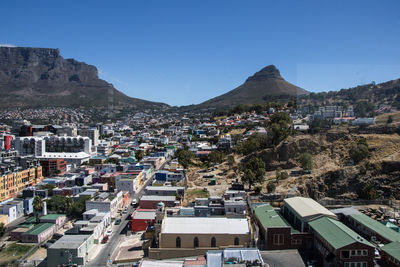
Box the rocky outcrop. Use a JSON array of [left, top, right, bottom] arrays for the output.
[[0, 47, 168, 109]]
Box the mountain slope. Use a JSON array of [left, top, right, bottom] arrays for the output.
[[0, 47, 169, 110], [198, 65, 309, 109]]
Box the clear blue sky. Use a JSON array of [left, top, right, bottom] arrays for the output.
[[1, 0, 400, 106]]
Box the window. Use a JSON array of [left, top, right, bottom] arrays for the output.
[[211, 237, 216, 247], [341, 250, 350, 259], [351, 250, 356, 256], [273, 234, 284, 245], [176, 237, 181, 248], [291, 239, 302, 245], [357, 250, 362, 256], [362, 250, 367, 256], [234, 237, 239, 246], [194, 237, 199, 248]]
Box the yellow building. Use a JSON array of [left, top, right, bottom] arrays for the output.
[[0, 165, 43, 202]]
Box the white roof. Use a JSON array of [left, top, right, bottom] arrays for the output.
[[39, 152, 90, 159], [162, 217, 250, 234], [284, 197, 336, 219]]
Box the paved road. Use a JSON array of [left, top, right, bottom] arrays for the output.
[[87, 159, 169, 266]]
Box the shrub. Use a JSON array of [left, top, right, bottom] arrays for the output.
[[266, 181, 276, 193], [299, 153, 313, 170]]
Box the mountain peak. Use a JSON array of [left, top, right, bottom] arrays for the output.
[[246, 64, 283, 82]]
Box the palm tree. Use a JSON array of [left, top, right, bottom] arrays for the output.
[[33, 196, 43, 214]]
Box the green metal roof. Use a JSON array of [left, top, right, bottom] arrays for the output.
[[18, 223, 35, 228], [349, 213, 400, 243], [253, 204, 298, 233], [22, 223, 54, 236], [40, 214, 65, 220], [309, 216, 374, 250], [381, 241, 400, 261]]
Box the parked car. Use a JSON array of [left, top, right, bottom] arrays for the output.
[[107, 229, 113, 235], [101, 235, 109, 244], [115, 218, 121, 225], [131, 199, 138, 207]]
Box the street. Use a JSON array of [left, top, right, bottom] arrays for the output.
[[86, 160, 168, 266]]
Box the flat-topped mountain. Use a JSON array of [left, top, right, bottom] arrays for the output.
[[0, 47, 168, 110], [198, 65, 309, 109]]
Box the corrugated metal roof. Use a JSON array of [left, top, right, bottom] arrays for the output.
[[284, 197, 336, 220], [381, 241, 400, 261], [22, 223, 54, 236], [309, 216, 374, 250], [349, 213, 400, 243]]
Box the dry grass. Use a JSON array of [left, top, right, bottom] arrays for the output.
[[375, 112, 400, 124]]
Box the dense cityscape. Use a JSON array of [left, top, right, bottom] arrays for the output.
[[1, 1, 400, 267]]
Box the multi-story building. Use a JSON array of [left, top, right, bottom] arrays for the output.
[[0, 155, 43, 202], [15, 136, 92, 164], [39, 159, 67, 177]]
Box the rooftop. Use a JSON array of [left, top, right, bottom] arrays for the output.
[[309, 216, 374, 250], [381, 241, 400, 261], [140, 195, 176, 201], [349, 213, 400, 243], [253, 204, 297, 233], [162, 217, 250, 235], [49, 234, 91, 249], [145, 186, 184, 191], [22, 223, 54, 236], [284, 197, 336, 220], [133, 210, 156, 220], [40, 214, 65, 220]]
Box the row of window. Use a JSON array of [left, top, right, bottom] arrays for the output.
[[344, 262, 367, 267], [341, 249, 368, 259], [176, 236, 240, 248]]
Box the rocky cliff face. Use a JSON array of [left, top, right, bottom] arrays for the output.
[[0, 47, 168, 109]]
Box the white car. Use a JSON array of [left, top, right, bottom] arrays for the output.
[[107, 229, 113, 235]]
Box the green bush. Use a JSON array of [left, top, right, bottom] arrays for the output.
[[266, 181, 276, 193], [349, 143, 369, 163], [299, 153, 313, 170]]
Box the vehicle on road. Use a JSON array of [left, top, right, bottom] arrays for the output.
[[101, 235, 109, 243], [107, 229, 113, 235], [115, 218, 121, 225], [123, 207, 128, 214], [131, 199, 138, 207]]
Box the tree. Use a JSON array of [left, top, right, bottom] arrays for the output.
[[299, 153, 313, 170], [387, 115, 393, 124], [208, 151, 225, 164], [33, 196, 43, 214], [349, 143, 369, 164], [0, 222, 5, 237], [47, 195, 71, 214], [135, 150, 145, 162], [254, 186, 262, 195], [227, 155, 235, 167], [268, 112, 293, 146], [106, 157, 120, 164], [241, 157, 266, 189], [266, 181, 276, 193], [176, 149, 195, 169], [276, 168, 289, 180]]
